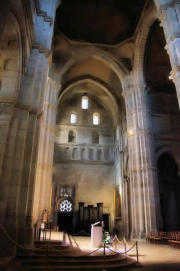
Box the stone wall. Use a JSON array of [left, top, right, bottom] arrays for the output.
[[53, 162, 115, 231]]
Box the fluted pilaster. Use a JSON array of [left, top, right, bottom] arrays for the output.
[[124, 83, 158, 238], [32, 78, 60, 224]]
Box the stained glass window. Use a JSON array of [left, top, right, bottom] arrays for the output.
[[60, 200, 72, 212]]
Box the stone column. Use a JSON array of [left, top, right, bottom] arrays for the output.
[[154, 0, 180, 106], [16, 113, 39, 246], [2, 108, 29, 254], [32, 78, 60, 224], [124, 83, 158, 238], [16, 49, 49, 247], [0, 104, 13, 179]]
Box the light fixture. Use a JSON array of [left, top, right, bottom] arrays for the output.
[[128, 129, 134, 136]]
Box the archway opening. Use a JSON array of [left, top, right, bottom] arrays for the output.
[[53, 76, 128, 234], [157, 153, 180, 231], [144, 20, 180, 232], [144, 20, 176, 94]]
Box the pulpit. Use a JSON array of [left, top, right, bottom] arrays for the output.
[[91, 221, 103, 248]]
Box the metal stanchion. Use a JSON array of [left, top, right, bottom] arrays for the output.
[[102, 242, 106, 271], [136, 241, 139, 263]]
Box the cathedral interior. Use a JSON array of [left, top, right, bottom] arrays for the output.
[[0, 0, 180, 270]]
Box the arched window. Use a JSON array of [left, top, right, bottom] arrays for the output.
[[93, 112, 100, 125], [92, 131, 99, 144], [68, 130, 75, 143], [70, 113, 77, 124], [81, 95, 88, 109]]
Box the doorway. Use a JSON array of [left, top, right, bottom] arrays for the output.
[[57, 212, 73, 232]]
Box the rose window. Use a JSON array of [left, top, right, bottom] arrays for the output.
[[60, 200, 72, 212]]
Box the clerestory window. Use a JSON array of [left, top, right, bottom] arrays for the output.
[[70, 113, 77, 124], [81, 95, 88, 109], [93, 112, 100, 125]]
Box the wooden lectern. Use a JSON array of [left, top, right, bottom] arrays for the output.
[[91, 221, 103, 248]]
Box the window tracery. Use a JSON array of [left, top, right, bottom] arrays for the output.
[[59, 199, 72, 212]]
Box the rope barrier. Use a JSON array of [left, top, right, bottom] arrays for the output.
[[0, 224, 33, 251], [120, 242, 136, 254], [106, 246, 119, 255], [68, 233, 80, 250], [82, 247, 104, 256]]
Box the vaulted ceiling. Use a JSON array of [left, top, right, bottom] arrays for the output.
[[55, 0, 146, 45]]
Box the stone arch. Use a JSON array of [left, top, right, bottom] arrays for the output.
[[60, 47, 128, 89], [133, 5, 158, 86], [155, 145, 173, 164], [58, 78, 119, 126]]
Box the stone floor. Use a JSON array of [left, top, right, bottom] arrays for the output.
[[120, 241, 180, 271], [72, 236, 180, 270]]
